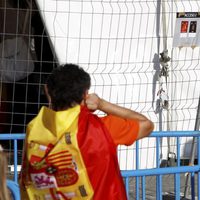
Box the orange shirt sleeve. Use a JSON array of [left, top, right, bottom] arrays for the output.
[[100, 115, 139, 146]]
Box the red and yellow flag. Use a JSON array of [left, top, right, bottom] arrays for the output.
[[20, 105, 127, 200]]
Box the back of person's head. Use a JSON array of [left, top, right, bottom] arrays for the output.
[[46, 63, 91, 111], [0, 145, 10, 200]]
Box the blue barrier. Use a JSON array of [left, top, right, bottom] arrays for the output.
[[0, 131, 200, 200], [0, 134, 24, 183], [122, 131, 200, 200], [7, 180, 20, 200]]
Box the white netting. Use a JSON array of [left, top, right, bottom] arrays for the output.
[[0, 0, 200, 169]]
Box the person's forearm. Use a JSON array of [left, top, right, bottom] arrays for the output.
[[85, 93, 154, 139], [98, 98, 148, 121]]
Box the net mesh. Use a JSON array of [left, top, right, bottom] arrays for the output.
[[0, 0, 200, 170]]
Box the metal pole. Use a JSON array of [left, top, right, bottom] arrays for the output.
[[184, 95, 200, 198]]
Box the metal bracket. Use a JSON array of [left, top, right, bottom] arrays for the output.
[[159, 50, 170, 77], [156, 50, 171, 110], [157, 88, 169, 110]]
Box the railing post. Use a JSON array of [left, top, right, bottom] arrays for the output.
[[184, 96, 200, 198], [14, 139, 18, 183], [135, 141, 139, 200], [175, 137, 180, 200], [156, 136, 162, 200]]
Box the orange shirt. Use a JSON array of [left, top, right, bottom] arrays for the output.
[[100, 115, 139, 146]]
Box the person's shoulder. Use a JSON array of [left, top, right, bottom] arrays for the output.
[[80, 106, 105, 125]]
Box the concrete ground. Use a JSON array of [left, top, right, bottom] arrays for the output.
[[128, 174, 198, 200]]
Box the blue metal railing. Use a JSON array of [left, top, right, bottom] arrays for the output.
[[121, 131, 200, 200], [0, 133, 24, 183], [1, 131, 200, 200], [7, 180, 20, 200]]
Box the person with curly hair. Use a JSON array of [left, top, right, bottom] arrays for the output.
[[20, 63, 154, 200]]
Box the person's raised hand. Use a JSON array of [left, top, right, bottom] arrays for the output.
[[85, 93, 101, 111]]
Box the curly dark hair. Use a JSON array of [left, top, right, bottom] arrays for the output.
[[46, 63, 91, 111]]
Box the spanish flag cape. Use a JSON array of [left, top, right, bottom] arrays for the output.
[[20, 105, 127, 200]]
